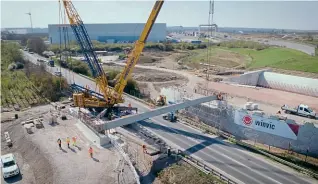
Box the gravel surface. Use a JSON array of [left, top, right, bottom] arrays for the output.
[[1, 104, 136, 184]]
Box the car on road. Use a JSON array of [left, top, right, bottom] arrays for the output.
[[29, 52, 34, 54], [54, 71, 62, 77], [1, 153, 20, 179]]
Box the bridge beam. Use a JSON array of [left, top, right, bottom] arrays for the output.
[[102, 95, 218, 130]]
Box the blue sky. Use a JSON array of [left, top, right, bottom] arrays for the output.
[[1, 1, 318, 30]]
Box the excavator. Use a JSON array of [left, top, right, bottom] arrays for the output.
[[61, 0, 164, 119]]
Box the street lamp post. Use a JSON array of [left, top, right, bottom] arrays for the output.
[[25, 12, 33, 33]]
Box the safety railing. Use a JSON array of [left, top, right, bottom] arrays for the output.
[[177, 150, 237, 184], [109, 134, 141, 184], [133, 123, 238, 184]]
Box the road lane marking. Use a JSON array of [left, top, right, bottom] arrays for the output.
[[173, 121, 307, 184], [139, 123, 245, 184], [150, 119, 287, 184], [144, 120, 263, 184]]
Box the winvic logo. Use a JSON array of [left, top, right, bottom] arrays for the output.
[[242, 115, 253, 126], [235, 111, 298, 140]]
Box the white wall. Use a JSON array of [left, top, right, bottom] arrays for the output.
[[258, 72, 318, 97], [223, 70, 318, 97]]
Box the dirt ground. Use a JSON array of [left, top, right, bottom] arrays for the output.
[[103, 64, 188, 100], [1, 104, 135, 184], [140, 51, 185, 70], [139, 49, 318, 79], [141, 49, 247, 72]]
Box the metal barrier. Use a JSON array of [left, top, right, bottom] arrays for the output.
[[133, 123, 237, 184], [176, 149, 237, 184]]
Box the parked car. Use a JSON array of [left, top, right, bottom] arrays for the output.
[[1, 153, 20, 179]]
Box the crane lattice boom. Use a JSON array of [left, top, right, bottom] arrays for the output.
[[61, 0, 164, 110]]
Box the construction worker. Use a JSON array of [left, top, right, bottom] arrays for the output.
[[142, 145, 147, 153], [88, 147, 93, 158], [72, 136, 77, 147], [66, 137, 70, 148], [57, 138, 62, 149]]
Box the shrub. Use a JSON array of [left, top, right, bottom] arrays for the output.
[[197, 44, 207, 49], [124, 78, 139, 95], [107, 70, 120, 80], [165, 44, 174, 51], [118, 53, 126, 60], [69, 60, 90, 76]]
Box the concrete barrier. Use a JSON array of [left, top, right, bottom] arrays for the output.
[[223, 71, 318, 97], [222, 69, 271, 86], [258, 72, 318, 97]]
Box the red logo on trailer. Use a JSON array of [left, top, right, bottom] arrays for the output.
[[242, 115, 253, 126]]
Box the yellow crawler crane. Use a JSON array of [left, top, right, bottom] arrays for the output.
[[61, 0, 164, 116]]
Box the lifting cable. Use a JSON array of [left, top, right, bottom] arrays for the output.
[[62, 7, 75, 85], [205, 0, 214, 95], [58, 0, 63, 92], [62, 14, 68, 84], [58, 1, 75, 88], [62, 7, 72, 85]]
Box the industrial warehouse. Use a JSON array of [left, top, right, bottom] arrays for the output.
[[48, 23, 167, 44]]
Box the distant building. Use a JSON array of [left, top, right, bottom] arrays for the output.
[[2, 28, 48, 34], [48, 23, 167, 44]]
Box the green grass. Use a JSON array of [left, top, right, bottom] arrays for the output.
[[225, 47, 318, 73], [181, 47, 246, 68]]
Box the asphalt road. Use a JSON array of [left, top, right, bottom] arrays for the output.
[[22, 51, 316, 184], [258, 39, 316, 56]]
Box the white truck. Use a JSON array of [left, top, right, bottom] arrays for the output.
[[281, 104, 318, 119], [1, 153, 20, 179]]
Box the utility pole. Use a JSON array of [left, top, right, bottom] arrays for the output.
[[25, 12, 33, 33]]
